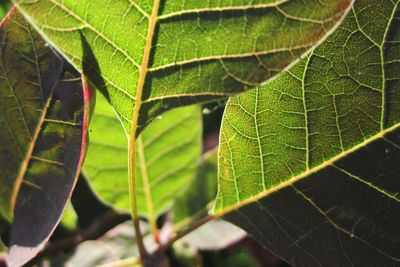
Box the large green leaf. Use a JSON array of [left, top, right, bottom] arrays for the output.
[[0, 9, 92, 266], [215, 0, 400, 265], [83, 94, 202, 221], [13, 0, 353, 132]]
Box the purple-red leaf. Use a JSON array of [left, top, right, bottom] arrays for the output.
[[0, 8, 92, 266]]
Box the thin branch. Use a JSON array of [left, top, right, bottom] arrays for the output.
[[159, 214, 215, 252]]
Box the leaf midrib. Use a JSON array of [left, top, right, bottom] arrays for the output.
[[4, 21, 58, 216], [11, 90, 54, 216], [126, 0, 161, 247], [214, 122, 400, 217], [130, 0, 160, 133]]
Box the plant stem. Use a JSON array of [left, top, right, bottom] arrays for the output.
[[173, 201, 214, 233], [128, 0, 161, 260], [159, 214, 214, 252]]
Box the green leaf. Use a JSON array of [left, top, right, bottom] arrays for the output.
[[0, 9, 92, 266], [13, 0, 353, 132], [215, 0, 400, 265], [83, 94, 202, 219]]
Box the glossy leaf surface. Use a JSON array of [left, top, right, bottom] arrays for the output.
[[13, 0, 352, 132], [0, 9, 91, 266], [216, 0, 400, 265], [83, 94, 202, 219]]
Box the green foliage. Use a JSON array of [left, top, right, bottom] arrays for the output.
[[12, 0, 352, 131], [216, 0, 400, 265], [1, 0, 400, 266]]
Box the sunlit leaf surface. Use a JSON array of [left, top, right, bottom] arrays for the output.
[[216, 0, 400, 265], [13, 0, 352, 132]]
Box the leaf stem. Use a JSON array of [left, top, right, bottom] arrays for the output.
[[128, 0, 161, 261], [173, 201, 214, 233], [159, 214, 215, 252]]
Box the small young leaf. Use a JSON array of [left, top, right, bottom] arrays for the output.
[[216, 0, 400, 265], [13, 0, 353, 132], [0, 9, 92, 266]]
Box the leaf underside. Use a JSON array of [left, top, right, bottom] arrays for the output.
[[0, 9, 90, 267], [216, 0, 400, 265], [13, 0, 352, 132], [83, 94, 202, 218]]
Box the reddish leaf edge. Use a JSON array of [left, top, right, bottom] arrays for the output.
[[5, 75, 93, 267], [1, 6, 95, 262], [0, 6, 14, 28]]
